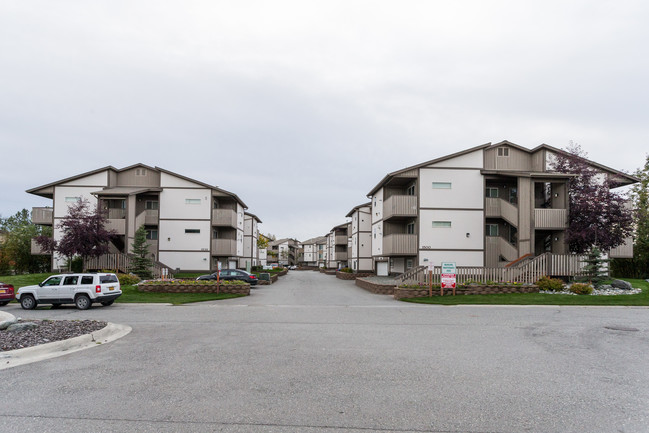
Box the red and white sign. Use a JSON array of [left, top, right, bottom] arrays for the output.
[[441, 273, 456, 289]]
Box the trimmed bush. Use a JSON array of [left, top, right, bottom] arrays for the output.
[[118, 273, 141, 286], [536, 276, 565, 291], [569, 283, 593, 295], [339, 267, 353, 273]]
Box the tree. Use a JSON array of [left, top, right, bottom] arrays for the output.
[[131, 225, 153, 279], [37, 199, 115, 269], [257, 234, 270, 249], [612, 154, 649, 278], [579, 246, 609, 287], [0, 209, 51, 273], [551, 143, 634, 254]]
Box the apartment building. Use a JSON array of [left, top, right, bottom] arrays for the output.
[[301, 236, 327, 267], [28, 164, 254, 272], [325, 223, 350, 269], [346, 203, 373, 272], [268, 238, 300, 266], [239, 213, 262, 270], [367, 141, 637, 276]]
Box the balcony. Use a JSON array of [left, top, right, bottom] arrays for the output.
[[32, 207, 53, 225], [382, 234, 417, 255], [384, 195, 417, 220], [212, 238, 237, 256], [143, 209, 158, 225], [105, 218, 126, 235], [335, 251, 348, 261], [212, 209, 237, 227], [31, 238, 50, 255], [335, 234, 348, 245], [485, 198, 518, 227], [534, 208, 567, 229]]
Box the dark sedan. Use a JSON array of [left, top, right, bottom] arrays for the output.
[[196, 269, 258, 285], [0, 282, 15, 306]]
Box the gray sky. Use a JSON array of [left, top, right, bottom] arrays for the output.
[[1, 0, 648, 241]]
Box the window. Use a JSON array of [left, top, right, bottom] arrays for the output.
[[185, 229, 200, 234], [63, 276, 78, 285], [432, 221, 452, 228], [135, 168, 147, 176], [81, 276, 94, 285], [497, 147, 510, 157], [100, 275, 119, 284], [145, 201, 159, 210], [146, 229, 158, 240], [43, 277, 62, 286], [185, 199, 201, 205], [65, 197, 81, 202], [486, 188, 499, 198], [212, 229, 219, 239], [432, 182, 452, 189], [486, 224, 499, 236], [406, 259, 413, 269], [406, 222, 415, 234], [406, 184, 415, 196]]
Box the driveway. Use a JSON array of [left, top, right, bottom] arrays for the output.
[[1, 271, 648, 432]]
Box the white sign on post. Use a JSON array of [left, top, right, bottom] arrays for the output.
[[441, 262, 457, 290]]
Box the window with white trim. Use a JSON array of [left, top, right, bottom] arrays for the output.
[[185, 229, 200, 234], [185, 199, 201, 205], [432, 221, 452, 228], [145, 200, 159, 210], [432, 182, 452, 189], [486, 188, 499, 198], [497, 147, 510, 157], [65, 197, 81, 202]]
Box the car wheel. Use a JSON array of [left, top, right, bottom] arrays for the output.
[[101, 300, 114, 306], [0, 301, 9, 306], [75, 294, 91, 310], [20, 295, 37, 310]]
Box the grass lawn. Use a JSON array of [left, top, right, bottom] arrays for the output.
[[0, 273, 245, 305], [402, 279, 649, 306]]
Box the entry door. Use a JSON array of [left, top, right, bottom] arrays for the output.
[[228, 260, 237, 270], [376, 262, 389, 276]]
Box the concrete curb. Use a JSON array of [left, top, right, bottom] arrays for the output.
[[0, 322, 132, 370]]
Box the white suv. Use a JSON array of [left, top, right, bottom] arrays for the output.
[[16, 273, 122, 310]]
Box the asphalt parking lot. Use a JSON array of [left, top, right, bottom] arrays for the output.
[[1, 271, 648, 433]]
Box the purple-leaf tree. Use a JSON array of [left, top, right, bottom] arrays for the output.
[[37, 198, 116, 268], [551, 143, 634, 253]]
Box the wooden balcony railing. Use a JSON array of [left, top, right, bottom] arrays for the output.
[[383, 234, 417, 255], [534, 208, 567, 229], [212, 209, 237, 227], [31, 207, 53, 225], [384, 195, 417, 220], [212, 238, 237, 256]]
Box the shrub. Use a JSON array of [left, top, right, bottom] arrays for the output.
[[118, 273, 141, 286], [569, 283, 593, 295], [339, 267, 353, 273], [536, 276, 565, 291]]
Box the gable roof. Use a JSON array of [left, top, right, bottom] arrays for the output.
[[367, 142, 492, 196], [345, 202, 371, 218], [27, 164, 248, 207]]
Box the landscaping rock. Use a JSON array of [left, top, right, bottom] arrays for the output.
[[0, 315, 18, 331], [7, 322, 39, 333], [611, 279, 633, 290]]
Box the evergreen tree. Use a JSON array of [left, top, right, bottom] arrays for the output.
[[579, 246, 609, 287], [131, 225, 153, 279]]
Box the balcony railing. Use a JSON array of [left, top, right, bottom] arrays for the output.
[[212, 209, 237, 227], [144, 209, 159, 225], [534, 208, 567, 229], [384, 195, 417, 220], [212, 238, 237, 256], [335, 235, 348, 245], [32, 207, 53, 225], [107, 209, 126, 219], [335, 251, 348, 261], [105, 218, 126, 235], [382, 234, 417, 255]]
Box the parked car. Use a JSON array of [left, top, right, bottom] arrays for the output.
[[15, 273, 122, 310], [196, 269, 258, 285], [0, 282, 15, 306]]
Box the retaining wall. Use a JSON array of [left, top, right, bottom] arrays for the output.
[[394, 285, 539, 300], [137, 283, 250, 295], [355, 278, 395, 295]]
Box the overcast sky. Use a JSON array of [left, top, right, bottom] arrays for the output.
[[1, 1, 648, 240]]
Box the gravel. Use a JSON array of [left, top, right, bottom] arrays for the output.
[[0, 320, 107, 351]]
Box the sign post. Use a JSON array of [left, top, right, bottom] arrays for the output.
[[441, 262, 457, 296], [217, 262, 222, 294]]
